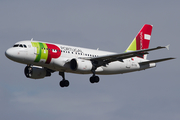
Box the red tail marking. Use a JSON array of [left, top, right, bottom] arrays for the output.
[[136, 24, 153, 50]]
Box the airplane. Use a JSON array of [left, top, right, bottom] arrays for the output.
[[5, 24, 175, 88]]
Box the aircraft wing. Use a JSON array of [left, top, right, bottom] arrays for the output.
[[81, 45, 170, 67]]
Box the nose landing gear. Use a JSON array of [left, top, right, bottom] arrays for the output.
[[59, 72, 69, 87], [59, 80, 69, 87]]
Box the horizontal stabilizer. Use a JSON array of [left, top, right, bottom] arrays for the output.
[[139, 57, 175, 65]]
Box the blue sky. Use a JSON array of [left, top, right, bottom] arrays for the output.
[[0, 1, 179, 120]]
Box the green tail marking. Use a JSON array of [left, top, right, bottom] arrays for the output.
[[125, 38, 137, 52]]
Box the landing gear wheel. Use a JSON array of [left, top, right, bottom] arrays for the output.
[[64, 80, 69, 87], [90, 76, 100, 83], [59, 80, 69, 87], [94, 76, 99, 83], [90, 77, 95, 83], [59, 81, 64, 87], [59, 72, 70, 88]]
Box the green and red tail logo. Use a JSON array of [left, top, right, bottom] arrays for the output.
[[125, 24, 153, 52], [31, 42, 61, 64]]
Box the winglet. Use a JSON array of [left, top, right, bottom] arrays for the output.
[[166, 44, 170, 50], [31, 38, 33, 41]]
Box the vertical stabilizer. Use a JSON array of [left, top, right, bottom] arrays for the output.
[[125, 24, 153, 59]]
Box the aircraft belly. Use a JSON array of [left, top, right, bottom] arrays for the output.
[[97, 61, 140, 75]]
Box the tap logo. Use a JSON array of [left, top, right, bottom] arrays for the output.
[[31, 42, 61, 64]]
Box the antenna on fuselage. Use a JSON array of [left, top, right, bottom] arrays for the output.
[[31, 38, 33, 41]]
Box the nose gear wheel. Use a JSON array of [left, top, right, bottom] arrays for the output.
[[59, 72, 70, 87], [59, 80, 69, 87]]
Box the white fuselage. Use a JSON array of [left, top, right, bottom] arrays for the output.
[[5, 24, 174, 87], [5, 40, 155, 75]]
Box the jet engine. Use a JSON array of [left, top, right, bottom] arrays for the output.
[[70, 59, 93, 72], [24, 66, 51, 79]]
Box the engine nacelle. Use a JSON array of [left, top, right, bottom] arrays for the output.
[[24, 66, 51, 79], [70, 59, 93, 72]]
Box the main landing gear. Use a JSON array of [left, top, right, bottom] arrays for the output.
[[59, 72, 69, 87], [90, 76, 100, 83], [89, 69, 100, 84], [58, 70, 100, 88]]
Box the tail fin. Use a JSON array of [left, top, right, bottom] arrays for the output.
[[125, 24, 153, 59]]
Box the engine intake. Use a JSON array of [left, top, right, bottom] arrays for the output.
[[24, 66, 51, 79], [70, 59, 78, 70], [70, 59, 92, 72]]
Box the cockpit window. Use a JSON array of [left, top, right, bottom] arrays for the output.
[[13, 44, 27, 48], [19, 44, 23, 47], [13, 44, 19, 47], [23, 45, 27, 48]]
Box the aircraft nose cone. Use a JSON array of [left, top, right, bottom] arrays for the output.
[[5, 48, 14, 60]]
